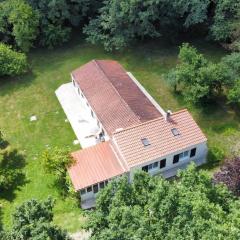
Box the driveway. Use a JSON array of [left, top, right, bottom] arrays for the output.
[[55, 82, 100, 148]]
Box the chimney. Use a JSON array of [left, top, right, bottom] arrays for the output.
[[165, 110, 172, 121]]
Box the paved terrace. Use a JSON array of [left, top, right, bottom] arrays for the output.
[[55, 83, 100, 148]]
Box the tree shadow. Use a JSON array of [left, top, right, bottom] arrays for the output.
[[50, 178, 69, 199], [0, 71, 36, 97], [0, 149, 28, 201]]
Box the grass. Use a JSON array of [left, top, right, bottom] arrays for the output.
[[0, 35, 240, 232]]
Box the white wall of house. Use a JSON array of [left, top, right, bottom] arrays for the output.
[[128, 141, 208, 181]]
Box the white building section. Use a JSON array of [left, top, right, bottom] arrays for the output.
[[55, 83, 100, 148]]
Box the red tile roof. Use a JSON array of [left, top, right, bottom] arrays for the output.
[[113, 109, 207, 168], [71, 60, 161, 135], [68, 142, 127, 191]]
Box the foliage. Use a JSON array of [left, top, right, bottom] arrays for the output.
[[0, 132, 25, 194], [0, 43, 28, 77], [213, 157, 240, 196], [210, 0, 240, 51], [27, 0, 97, 49], [208, 146, 225, 166], [41, 147, 74, 193], [4, 198, 71, 239], [87, 164, 240, 239], [0, 0, 39, 52], [167, 43, 230, 104], [221, 52, 240, 103], [84, 0, 210, 51]]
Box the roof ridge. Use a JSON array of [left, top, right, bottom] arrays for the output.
[[113, 109, 189, 135], [94, 60, 141, 124]]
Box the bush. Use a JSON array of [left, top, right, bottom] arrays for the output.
[[213, 157, 240, 196], [208, 146, 225, 165], [0, 43, 28, 77]]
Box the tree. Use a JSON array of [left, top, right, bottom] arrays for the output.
[[221, 52, 240, 103], [87, 164, 240, 240], [213, 157, 240, 196], [0, 43, 28, 77], [210, 0, 240, 51], [167, 43, 230, 104], [4, 198, 71, 239], [27, 0, 96, 49], [0, 0, 39, 52], [84, 0, 210, 51], [41, 147, 74, 192]]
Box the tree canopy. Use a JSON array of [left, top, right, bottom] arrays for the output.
[[210, 0, 240, 51], [87, 164, 240, 240], [3, 198, 71, 240], [0, 0, 39, 52], [167, 43, 240, 104], [84, 0, 210, 51]]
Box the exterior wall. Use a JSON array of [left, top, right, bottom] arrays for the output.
[[79, 173, 127, 209], [129, 141, 208, 182]]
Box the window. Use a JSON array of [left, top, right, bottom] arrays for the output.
[[171, 128, 180, 136], [153, 162, 158, 168], [142, 165, 148, 172], [105, 180, 108, 185], [173, 154, 179, 164], [87, 186, 92, 192], [148, 163, 153, 170], [80, 189, 86, 195], [91, 110, 94, 118], [141, 138, 150, 147], [99, 182, 104, 189], [190, 148, 196, 157], [160, 159, 166, 169], [93, 184, 98, 193], [81, 92, 84, 98], [179, 151, 189, 159], [78, 88, 80, 95]]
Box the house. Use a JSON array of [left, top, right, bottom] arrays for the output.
[[57, 60, 207, 209]]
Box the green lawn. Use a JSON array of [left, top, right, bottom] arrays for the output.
[[0, 36, 239, 232]]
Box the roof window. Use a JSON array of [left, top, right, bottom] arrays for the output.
[[141, 138, 150, 147], [171, 128, 180, 136]]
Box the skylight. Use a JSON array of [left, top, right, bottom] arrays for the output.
[[141, 138, 150, 147], [171, 128, 180, 136]]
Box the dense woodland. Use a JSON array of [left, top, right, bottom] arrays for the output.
[[0, 0, 240, 239], [1, 0, 240, 104]]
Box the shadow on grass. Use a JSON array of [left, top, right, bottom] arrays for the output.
[[0, 149, 28, 201], [51, 179, 68, 199], [0, 71, 36, 97]]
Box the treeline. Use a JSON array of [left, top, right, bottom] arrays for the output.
[[0, 0, 239, 76]]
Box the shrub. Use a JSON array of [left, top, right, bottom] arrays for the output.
[[208, 146, 225, 165], [0, 43, 28, 77], [213, 157, 240, 196]]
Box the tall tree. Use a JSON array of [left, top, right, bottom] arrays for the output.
[[167, 43, 230, 104], [27, 0, 98, 49], [0, 0, 39, 52], [84, 0, 210, 51], [87, 164, 240, 240], [210, 0, 240, 51], [4, 198, 71, 239]]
